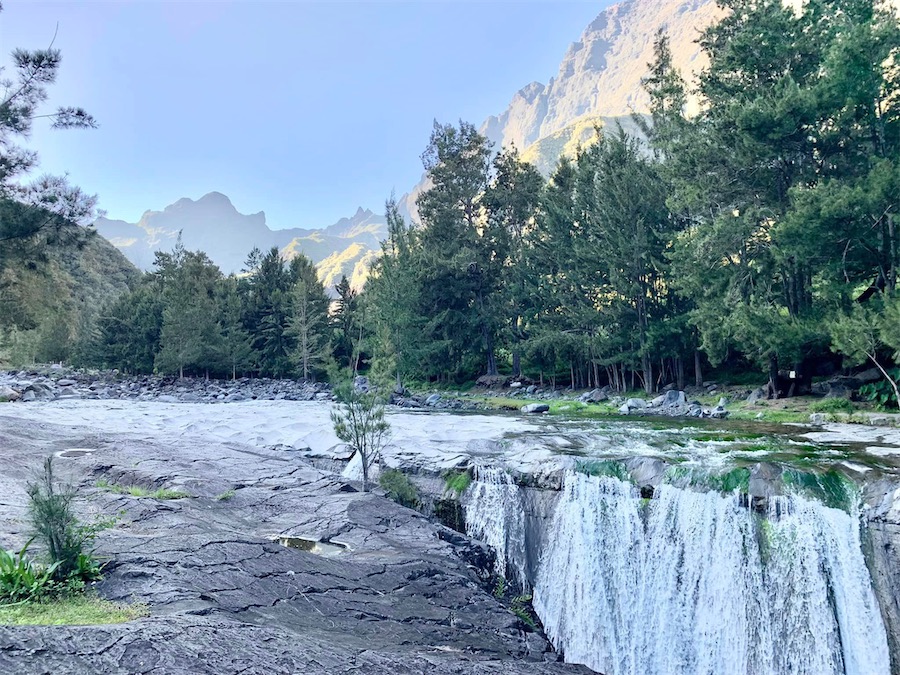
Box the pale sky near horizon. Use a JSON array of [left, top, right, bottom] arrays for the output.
[[1, 0, 612, 230]]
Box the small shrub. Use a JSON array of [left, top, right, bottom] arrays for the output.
[[809, 398, 854, 414], [493, 576, 506, 599], [215, 489, 236, 502], [330, 375, 391, 492], [378, 470, 419, 509], [444, 471, 472, 496], [27, 458, 100, 582]]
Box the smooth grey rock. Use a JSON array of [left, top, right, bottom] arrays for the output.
[[426, 394, 442, 407], [57, 378, 77, 386], [663, 390, 686, 408], [521, 403, 550, 414]]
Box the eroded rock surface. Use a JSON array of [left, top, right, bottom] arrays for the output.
[[0, 414, 588, 675]]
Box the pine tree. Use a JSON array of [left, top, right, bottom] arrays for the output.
[[286, 253, 332, 380]]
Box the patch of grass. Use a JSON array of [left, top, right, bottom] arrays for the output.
[[96, 481, 189, 500], [444, 471, 472, 496], [214, 489, 236, 502], [0, 595, 148, 626], [378, 469, 419, 509], [809, 398, 855, 414]]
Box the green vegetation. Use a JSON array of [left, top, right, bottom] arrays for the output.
[[782, 469, 856, 511], [809, 398, 855, 415], [378, 469, 419, 509], [0, 6, 137, 368], [330, 372, 391, 492], [577, 460, 630, 482], [95, 480, 189, 500], [443, 471, 472, 496], [27, 458, 106, 586], [511, 593, 538, 630], [860, 369, 900, 410], [214, 489, 236, 502], [0, 595, 147, 626], [2, 458, 111, 611], [0, 541, 59, 604]]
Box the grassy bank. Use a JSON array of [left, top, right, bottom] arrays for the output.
[[0, 595, 148, 626]]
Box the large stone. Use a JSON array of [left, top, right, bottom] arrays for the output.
[[0, 385, 20, 401], [747, 387, 766, 405], [662, 390, 686, 408], [425, 394, 442, 407], [521, 403, 550, 414]]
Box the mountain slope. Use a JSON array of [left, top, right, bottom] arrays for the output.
[[95, 194, 387, 283], [481, 0, 721, 151]]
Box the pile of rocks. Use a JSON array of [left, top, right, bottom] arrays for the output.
[[0, 368, 330, 404], [618, 390, 730, 419]]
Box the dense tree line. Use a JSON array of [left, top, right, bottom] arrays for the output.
[[78, 241, 352, 380], [365, 0, 900, 398]]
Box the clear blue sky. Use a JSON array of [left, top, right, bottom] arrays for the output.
[[2, 1, 611, 229]]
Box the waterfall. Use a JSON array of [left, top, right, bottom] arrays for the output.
[[465, 465, 528, 587], [468, 468, 891, 675]]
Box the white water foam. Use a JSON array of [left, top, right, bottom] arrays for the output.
[[469, 470, 889, 675], [464, 465, 529, 587]]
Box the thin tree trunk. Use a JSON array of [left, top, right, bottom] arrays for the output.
[[694, 350, 703, 388], [768, 354, 780, 400]]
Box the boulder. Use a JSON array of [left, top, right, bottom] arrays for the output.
[[747, 387, 766, 405], [0, 385, 20, 401], [579, 388, 608, 403], [475, 374, 510, 389], [619, 398, 648, 414], [56, 378, 77, 387], [521, 403, 550, 414], [662, 390, 686, 408], [425, 394, 442, 407]]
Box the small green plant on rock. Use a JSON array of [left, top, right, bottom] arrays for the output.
[[0, 540, 59, 604], [444, 471, 472, 496], [512, 593, 538, 630], [215, 489, 236, 502], [378, 469, 419, 508]]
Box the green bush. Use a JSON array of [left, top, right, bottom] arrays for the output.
[[0, 540, 59, 604], [378, 469, 419, 509]]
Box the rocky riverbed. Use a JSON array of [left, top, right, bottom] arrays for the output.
[[0, 409, 590, 674]]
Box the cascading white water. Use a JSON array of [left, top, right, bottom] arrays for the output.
[[527, 472, 890, 675], [464, 465, 528, 587]]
